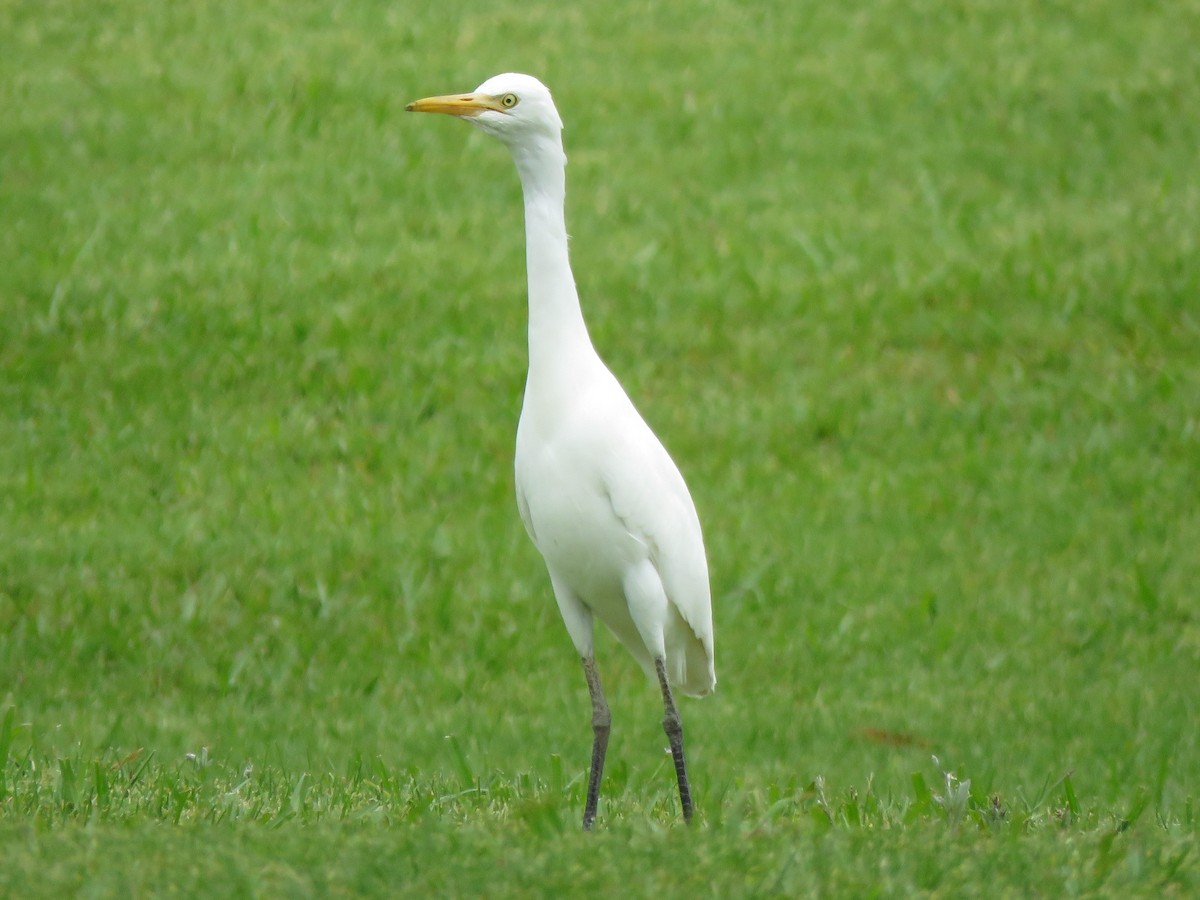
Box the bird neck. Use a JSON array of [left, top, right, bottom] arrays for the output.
[[511, 136, 596, 380]]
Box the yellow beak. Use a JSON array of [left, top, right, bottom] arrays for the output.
[[405, 92, 505, 117]]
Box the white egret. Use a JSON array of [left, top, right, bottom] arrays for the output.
[[406, 73, 714, 830]]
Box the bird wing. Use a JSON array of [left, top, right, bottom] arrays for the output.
[[593, 384, 714, 654]]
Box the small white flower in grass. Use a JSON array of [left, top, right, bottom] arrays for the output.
[[931, 756, 971, 825], [185, 747, 210, 769]]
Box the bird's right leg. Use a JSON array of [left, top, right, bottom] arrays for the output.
[[655, 656, 693, 823], [581, 655, 611, 831]]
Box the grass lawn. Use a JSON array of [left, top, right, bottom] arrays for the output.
[[2, 0, 1198, 894]]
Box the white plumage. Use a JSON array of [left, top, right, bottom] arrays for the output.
[[407, 73, 714, 828]]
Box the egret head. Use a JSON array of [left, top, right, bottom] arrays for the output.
[[405, 73, 563, 149]]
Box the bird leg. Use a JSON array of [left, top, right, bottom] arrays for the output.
[[655, 656, 693, 823], [581, 655, 611, 831]]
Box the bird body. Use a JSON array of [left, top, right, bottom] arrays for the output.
[[407, 73, 713, 827], [516, 355, 714, 696]]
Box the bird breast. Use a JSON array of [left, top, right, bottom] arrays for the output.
[[514, 370, 660, 605]]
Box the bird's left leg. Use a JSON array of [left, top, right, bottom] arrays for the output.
[[546, 571, 607, 831], [654, 656, 693, 823], [581, 655, 611, 831]]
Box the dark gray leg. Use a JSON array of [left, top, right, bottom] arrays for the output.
[[581, 655, 611, 831], [655, 657, 693, 822]]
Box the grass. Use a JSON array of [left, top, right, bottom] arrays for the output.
[[2, 0, 1198, 894]]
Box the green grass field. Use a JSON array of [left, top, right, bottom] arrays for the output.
[[2, 0, 1198, 894]]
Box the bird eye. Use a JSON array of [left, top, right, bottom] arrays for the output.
[[500, 93, 519, 109]]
